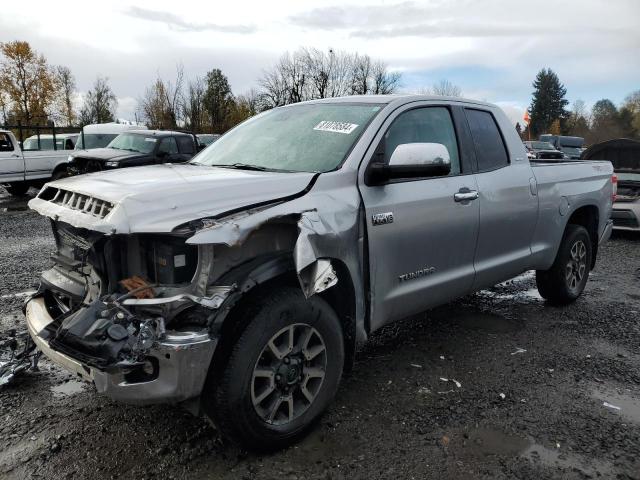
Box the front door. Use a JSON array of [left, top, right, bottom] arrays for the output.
[[0, 132, 24, 183], [358, 105, 480, 331]]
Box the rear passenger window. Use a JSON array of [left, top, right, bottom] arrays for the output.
[[176, 136, 195, 154], [465, 109, 509, 171]]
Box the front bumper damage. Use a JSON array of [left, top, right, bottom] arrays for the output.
[[25, 297, 216, 404]]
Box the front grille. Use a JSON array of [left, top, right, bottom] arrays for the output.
[[611, 209, 639, 228], [39, 187, 114, 219]]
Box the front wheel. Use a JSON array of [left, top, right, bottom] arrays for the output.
[[203, 286, 344, 450], [536, 224, 592, 304]]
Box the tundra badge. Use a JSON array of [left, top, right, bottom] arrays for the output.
[[372, 212, 394, 226]]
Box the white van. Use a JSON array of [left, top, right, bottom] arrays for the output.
[[75, 123, 147, 150]]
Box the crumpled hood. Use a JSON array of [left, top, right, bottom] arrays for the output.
[[71, 148, 148, 162], [28, 163, 315, 234]]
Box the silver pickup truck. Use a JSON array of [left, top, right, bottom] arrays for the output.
[[24, 95, 615, 449]]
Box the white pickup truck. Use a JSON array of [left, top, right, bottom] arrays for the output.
[[0, 130, 77, 195]]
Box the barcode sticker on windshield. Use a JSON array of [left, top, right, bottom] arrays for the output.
[[314, 121, 359, 134]]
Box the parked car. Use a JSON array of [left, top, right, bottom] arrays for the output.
[[23, 133, 78, 151], [582, 138, 640, 231], [74, 122, 147, 151], [523, 140, 564, 160], [0, 130, 79, 195], [539, 134, 585, 159], [25, 95, 614, 449], [196, 134, 221, 148], [67, 130, 198, 175]]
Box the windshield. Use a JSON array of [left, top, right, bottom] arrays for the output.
[[76, 133, 119, 150], [562, 146, 582, 155], [197, 134, 220, 146], [617, 172, 640, 182], [107, 133, 157, 154], [530, 141, 555, 150], [193, 103, 382, 172]]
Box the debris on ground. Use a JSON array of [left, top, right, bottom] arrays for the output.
[[0, 329, 39, 387], [511, 347, 527, 355], [603, 402, 621, 411]]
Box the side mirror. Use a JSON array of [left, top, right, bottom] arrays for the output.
[[368, 143, 452, 184]]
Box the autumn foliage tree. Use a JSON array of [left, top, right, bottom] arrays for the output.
[[0, 41, 58, 125]]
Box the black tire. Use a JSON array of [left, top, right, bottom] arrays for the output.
[[4, 182, 29, 196], [51, 167, 68, 181], [204, 286, 344, 451], [536, 224, 592, 305]]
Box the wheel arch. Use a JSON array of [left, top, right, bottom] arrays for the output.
[[566, 204, 599, 269], [208, 253, 358, 383]]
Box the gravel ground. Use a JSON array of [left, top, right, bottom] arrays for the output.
[[1, 186, 639, 479]]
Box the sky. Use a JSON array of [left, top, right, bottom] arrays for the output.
[[1, 0, 638, 125]]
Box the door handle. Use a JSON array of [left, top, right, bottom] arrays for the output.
[[454, 189, 479, 202]]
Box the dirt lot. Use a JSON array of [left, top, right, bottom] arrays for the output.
[[1, 187, 639, 480]]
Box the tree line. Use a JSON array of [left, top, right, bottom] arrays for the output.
[[522, 68, 640, 144], [0, 41, 401, 133], [2, 40, 638, 144]]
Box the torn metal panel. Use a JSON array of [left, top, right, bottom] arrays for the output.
[[297, 259, 338, 298]]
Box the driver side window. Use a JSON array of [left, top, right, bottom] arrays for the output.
[[380, 107, 461, 176], [158, 137, 178, 155]]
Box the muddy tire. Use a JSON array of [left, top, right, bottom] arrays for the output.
[[4, 182, 29, 196], [536, 224, 592, 305], [203, 286, 344, 451]]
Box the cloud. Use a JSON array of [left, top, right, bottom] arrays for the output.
[[125, 6, 256, 34]]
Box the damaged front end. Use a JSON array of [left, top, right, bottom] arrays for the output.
[[25, 221, 228, 404]]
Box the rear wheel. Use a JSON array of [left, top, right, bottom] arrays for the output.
[[203, 286, 344, 450], [536, 224, 592, 304], [4, 182, 29, 196]]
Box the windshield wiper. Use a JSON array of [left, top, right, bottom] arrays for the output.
[[217, 163, 269, 171]]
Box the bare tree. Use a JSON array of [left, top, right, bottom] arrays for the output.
[[79, 76, 117, 125], [183, 76, 206, 132], [139, 65, 184, 129], [371, 61, 401, 94], [55, 66, 76, 126], [258, 47, 401, 109], [430, 79, 462, 97]]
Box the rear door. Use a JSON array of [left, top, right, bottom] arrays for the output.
[[463, 108, 538, 289], [359, 103, 480, 331], [0, 132, 25, 182]]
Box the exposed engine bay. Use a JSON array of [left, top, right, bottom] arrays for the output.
[[37, 220, 229, 380]]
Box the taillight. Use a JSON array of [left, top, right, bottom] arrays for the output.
[[611, 174, 618, 203]]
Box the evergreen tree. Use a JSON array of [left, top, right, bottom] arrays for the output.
[[203, 69, 233, 133], [528, 68, 569, 137]]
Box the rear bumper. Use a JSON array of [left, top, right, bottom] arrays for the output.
[[25, 297, 216, 404], [611, 205, 640, 231]]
